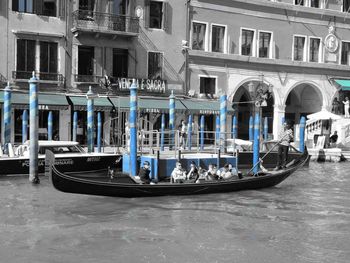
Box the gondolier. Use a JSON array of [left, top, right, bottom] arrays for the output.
[[274, 122, 294, 171]]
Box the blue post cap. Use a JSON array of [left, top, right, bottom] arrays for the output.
[[169, 90, 175, 99], [86, 86, 98, 99], [5, 81, 12, 91], [300, 116, 306, 124], [130, 78, 138, 90], [29, 71, 39, 82]]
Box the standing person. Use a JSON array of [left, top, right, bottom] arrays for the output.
[[329, 131, 338, 147], [178, 120, 187, 149], [332, 98, 340, 115], [343, 97, 350, 118], [274, 123, 294, 171]]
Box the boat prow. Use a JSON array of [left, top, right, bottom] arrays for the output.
[[47, 149, 309, 198]]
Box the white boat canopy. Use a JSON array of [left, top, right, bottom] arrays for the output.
[[306, 109, 341, 121]]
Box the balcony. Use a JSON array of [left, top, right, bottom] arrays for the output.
[[71, 10, 139, 37], [12, 71, 64, 82]]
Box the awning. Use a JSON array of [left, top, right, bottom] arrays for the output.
[[108, 97, 233, 114], [0, 91, 69, 110], [109, 97, 187, 112], [180, 99, 234, 114], [334, 79, 350, 91], [68, 96, 113, 111]]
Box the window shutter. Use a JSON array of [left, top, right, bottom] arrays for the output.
[[272, 40, 276, 59], [35, 0, 43, 15], [162, 1, 168, 32], [144, 0, 150, 28], [12, 0, 19, 12], [58, 0, 66, 18]]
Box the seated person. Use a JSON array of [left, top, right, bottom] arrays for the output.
[[219, 163, 238, 180], [187, 161, 200, 182], [329, 131, 338, 147], [138, 161, 152, 184], [205, 164, 220, 181], [171, 162, 187, 183]]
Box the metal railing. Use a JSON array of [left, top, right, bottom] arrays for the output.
[[72, 10, 139, 34], [74, 74, 103, 83], [13, 71, 64, 82]]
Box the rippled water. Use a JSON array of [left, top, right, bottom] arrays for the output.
[[0, 162, 350, 263]]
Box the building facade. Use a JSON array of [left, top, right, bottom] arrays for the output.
[[1, 0, 350, 146], [187, 0, 350, 139]]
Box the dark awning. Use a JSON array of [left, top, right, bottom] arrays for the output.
[[334, 79, 350, 91], [0, 91, 69, 110], [68, 96, 113, 111], [108, 97, 233, 114], [180, 99, 234, 114]]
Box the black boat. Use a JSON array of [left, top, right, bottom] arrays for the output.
[[47, 148, 309, 198]]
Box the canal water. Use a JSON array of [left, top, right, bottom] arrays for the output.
[[0, 162, 349, 263]]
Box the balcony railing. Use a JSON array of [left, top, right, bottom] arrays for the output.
[[0, 73, 6, 85], [72, 10, 139, 34], [12, 71, 64, 82], [74, 74, 103, 83]]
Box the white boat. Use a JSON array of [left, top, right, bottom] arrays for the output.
[[0, 140, 121, 176]]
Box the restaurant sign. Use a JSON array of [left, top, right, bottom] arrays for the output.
[[109, 78, 166, 94]]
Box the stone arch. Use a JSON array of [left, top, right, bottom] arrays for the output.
[[284, 81, 323, 125], [229, 78, 275, 139]]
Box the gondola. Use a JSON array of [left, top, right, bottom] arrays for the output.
[[47, 148, 309, 198]]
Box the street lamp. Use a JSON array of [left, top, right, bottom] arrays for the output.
[[247, 75, 273, 114]]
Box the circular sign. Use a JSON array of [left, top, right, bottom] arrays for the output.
[[135, 6, 143, 19], [325, 33, 339, 53]]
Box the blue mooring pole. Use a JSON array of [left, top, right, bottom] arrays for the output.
[[72, 111, 78, 142], [169, 91, 175, 150], [48, 111, 53, 140], [187, 114, 192, 150], [220, 95, 227, 151], [129, 79, 138, 177], [253, 113, 260, 175], [249, 115, 253, 141], [264, 117, 268, 141], [232, 115, 237, 139], [299, 116, 306, 153], [160, 113, 165, 151], [200, 115, 204, 151], [215, 115, 220, 146], [282, 116, 285, 125], [4, 82, 12, 154], [86, 87, 95, 153], [22, 110, 28, 143], [97, 112, 102, 153], [29, 72, 39, 184]]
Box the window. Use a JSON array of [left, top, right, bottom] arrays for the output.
[[293, 36, 306, 61], [199, 77, 216, 95], [309, 38, 320, 62], [294, 0, 305, 5], [258, 31, 272, 58], [12, 0, 57, 16], [192, 22, 207, 51], [78, 46, 94, 76], [344, 0, 350, 12], [149, 1, 163, 29], [211, 25, 226, 53], [241, 29, 255, 56], [40, 41, 58, 74], [148, 52, 163, 79], [113, 48, 128, 77], [341, 42, 350, 65], [310, 0, 320, 8], [79, 0, 95, 11], [16, 39, 36, 73]]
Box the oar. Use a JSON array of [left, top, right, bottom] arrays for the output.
[[247, 132, 290, 175]]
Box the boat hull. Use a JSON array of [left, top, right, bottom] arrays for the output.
[[0, 154, 121, 176], [49, 149, 309, 198]]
